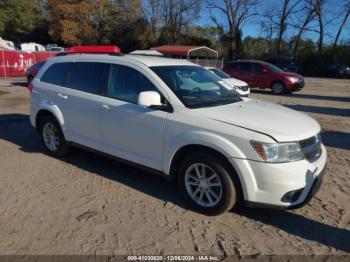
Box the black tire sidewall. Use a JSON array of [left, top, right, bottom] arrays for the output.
[[272, 81, 285, 95], [177, 152, 237, 215], [39, 115, 69, 157]]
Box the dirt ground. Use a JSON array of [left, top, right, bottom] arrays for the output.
[[0, 77, 349, 256]]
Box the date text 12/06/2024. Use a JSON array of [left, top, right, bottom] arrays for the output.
[[127, 255, 220, 261]]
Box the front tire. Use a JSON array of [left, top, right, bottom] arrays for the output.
[[39, 115, 70, 157], [177, 152, 238, 215], [271, 81, 285, 95]]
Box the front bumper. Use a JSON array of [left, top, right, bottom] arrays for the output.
[[236, 86, 250, 97], [229, 145, 327, 209], [286, 80, 305, 90]]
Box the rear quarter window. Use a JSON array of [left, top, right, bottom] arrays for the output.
[[41, 62, 71, 86]]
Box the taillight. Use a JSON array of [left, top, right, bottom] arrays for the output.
[[28, 83, 33, 93]]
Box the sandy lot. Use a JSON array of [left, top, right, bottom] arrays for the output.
[[0, 77, 349, 256]]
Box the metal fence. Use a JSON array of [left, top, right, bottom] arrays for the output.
[[187, 58, 224, 69]]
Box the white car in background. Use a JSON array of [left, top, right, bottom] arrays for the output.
[[206, 67, 250, 97]]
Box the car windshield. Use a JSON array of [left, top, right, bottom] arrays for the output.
[[151, 66, 242, 108], [208, 68, 231, 79], [267, 63, 283, 73]]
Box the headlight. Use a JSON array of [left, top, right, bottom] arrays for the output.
[[286, 76, 299, 83], [251, 141, 304, 163]]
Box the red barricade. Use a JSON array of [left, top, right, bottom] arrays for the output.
[[0, 50, 57, 77]]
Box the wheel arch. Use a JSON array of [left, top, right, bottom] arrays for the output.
[[168, 144, 244, 201], [270, 79, 285, 88], [35, 102, 65, 132]]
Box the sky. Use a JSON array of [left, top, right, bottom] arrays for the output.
[[199, 0, 350, 45]]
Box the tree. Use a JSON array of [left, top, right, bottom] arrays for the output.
[[143, 0, 163, 40], [242, 36, 269, 59], [207, 0, 259, 60], [260, 8, 276, 56], [47, 0, 100, 45], [333, 0, 350, 48], [160, 0, 202, 44], [290, 0, 316, 58], [314, 0, 326, 56], [274, 0, 303, 56], [0, 0, 41, 42], [47, 0, 147, 47]]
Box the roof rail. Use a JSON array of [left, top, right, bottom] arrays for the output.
[[56, 45, 122, 56]]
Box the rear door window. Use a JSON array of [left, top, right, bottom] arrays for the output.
[[230, 62, 239, 70], [67, 62, 108, 95], [238, 62, 253, 72], [252, 63, 263, 74], [41, 62, 71, 86]]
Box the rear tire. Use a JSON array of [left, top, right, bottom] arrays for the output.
[[271, 81, 285, 95], [39, 115, 70, 157], [177, 152, 238, 215]]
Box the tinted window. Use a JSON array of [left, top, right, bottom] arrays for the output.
[[231, 63, 239, 70], [41, 62, 71, 86], [252, 63, 263, 74], [67, 62, 108, 95], [108, 64, 158, 103], [238, 62, 252, 72], [226, 62, 238, 70]]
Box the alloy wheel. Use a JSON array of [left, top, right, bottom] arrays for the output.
[[184, 163, 223, 207], [272, 82, 284, 94], [42, 122, 60, 151]]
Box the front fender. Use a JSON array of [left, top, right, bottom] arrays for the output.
[[163, 131, 246, 175]]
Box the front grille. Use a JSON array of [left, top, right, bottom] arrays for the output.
[[297, 78, 305, 87], [300, 134, 322, 162]]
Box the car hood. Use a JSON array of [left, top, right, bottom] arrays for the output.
[[193, 99, 320, 142], [222, 78, 248, 87]]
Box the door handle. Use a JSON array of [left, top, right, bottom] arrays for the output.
[[57, 93, 68, 99], [102, 104, 112, 111]]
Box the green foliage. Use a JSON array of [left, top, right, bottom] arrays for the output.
[[242, 37, 269, 59], [0, 0, 41, 41], [0, 0, 348, 77]]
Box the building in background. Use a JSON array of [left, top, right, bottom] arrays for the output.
[[151, 45, 223, 68]]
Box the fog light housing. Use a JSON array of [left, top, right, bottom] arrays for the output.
[[281, 188, 304, 203]]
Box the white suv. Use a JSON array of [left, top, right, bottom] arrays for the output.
[[30, 53, 327, 215]]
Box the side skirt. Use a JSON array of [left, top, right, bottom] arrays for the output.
[[68, 142, 173, 181]]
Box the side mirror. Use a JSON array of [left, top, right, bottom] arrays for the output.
[[137, 91, 162, 107]]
